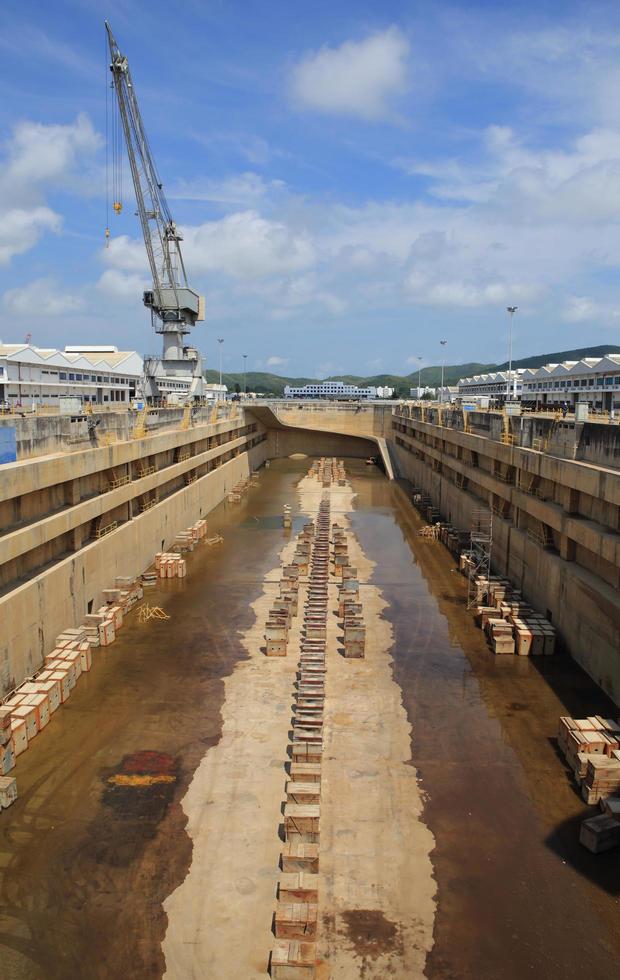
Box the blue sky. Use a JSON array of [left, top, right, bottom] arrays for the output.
[[2, 0, 620, 377]]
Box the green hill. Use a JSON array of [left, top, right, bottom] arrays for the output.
[[204, 345, 620, 397]]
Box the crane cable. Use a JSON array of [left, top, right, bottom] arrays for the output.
[[105, 30, 123, 248], [105, 32, 110, 247]]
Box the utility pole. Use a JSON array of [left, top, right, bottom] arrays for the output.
[[506, 306, 518, 401], [418, 356, 422, 398], [440, 340, 447, 402], [217, 338, 224, 401], [243, 353, 247, 398]]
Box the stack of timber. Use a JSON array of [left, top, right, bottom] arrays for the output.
[[269, 463, 355, 977], [1, 507, 221, 805], [407, 482, 555, 657], [228, 475, 258, 503], [332, 524, 365, 658], [557, 715, 620, 853], [154, 553, 187, 578], [469, 575, 556, 657], [308, 457, 346, 487], [173, 518, 207, 552]]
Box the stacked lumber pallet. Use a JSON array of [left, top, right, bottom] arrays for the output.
[[269, 464, 356, 976], [557, 714, 620, 852], [308, 457, 346, 487], [173, 518, 207, 552], [154, 553, 187, 578], [332, 524, 365, 658], [470, 575, 555, 657], [228, 475, 257, 503], [0, 574, 148, 797]]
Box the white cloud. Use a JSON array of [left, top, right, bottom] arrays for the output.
[[96, 269, 148, 299], [291, 27, 409, 121], [169, 172, 286, 206], [184, 211, 316, 279], [3, 277, 84, 315], [562, 296, 620, 324], [0, 207, 61, 265], [0, 113, 101, 264], [405, 272, 543, 309], [102, 236, 149, 273], [266, 355, 289, 367]]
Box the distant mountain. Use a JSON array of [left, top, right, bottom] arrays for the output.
[[204, 345, 620, 397]]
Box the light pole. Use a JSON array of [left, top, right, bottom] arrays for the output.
[[418, 356, 423, 399], [242, 353, 247, 398], [506, 306, 517, 402], [217, 337, 224, 401], [440, 340, 447, 402]]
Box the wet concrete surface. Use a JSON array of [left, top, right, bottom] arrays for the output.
[[350, 466, 620, 980], [0, 463, 307, 980], [1, 458, 619, 979]]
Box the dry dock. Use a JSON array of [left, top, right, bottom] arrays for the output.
[[0, 459, 619, 979]]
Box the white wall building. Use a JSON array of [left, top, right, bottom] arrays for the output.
[[375, 386, 394, 399], [410, 386, 436, 399], [0, 343, 143, 408], [520, 355, 620, 411], [284, 381, 378, 400], [437, 385, 460, 403], [457, 370, 524, 402], [203, 382, 228, 402]]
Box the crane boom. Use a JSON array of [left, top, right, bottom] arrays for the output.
[[105, 22, 205, 403]]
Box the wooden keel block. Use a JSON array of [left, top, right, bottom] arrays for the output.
[[281, 841, 319, 873], [266, 638, 288, 657], [580, 813, 620, 853], [278, 872, 319, 904], [274, 903, 318, 940], [294, 714, 323, 730], [284, 804, 320, 842], [289, 762, 321, 784], [0, 775, 18, 809], [286, 781, 321, 805]]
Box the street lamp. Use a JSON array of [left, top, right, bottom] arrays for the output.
[[418, 356, 423, 399], [506, 307, 518, 402], [217, 337, 224, 401], [440, 340, 447, 402], [242, 354, 247, 398]]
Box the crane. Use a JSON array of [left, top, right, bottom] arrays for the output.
[[105, 21, 205, 404]]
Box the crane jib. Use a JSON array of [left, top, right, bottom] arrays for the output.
[[104, 21, 205, 404]]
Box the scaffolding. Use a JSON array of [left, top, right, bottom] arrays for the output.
[[467, 509, 493, 609]]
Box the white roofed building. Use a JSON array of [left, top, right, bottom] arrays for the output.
[[0, 343, 143, 408], [520, 355, 620, 411], [457, 370, 524, 402]]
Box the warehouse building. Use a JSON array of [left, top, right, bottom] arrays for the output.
[[457, 370, 524, 403], [0, 343, 143, 408], [520, 355, 620, 411]]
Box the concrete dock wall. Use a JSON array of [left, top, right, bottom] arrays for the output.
[[0, 444, 266, 695], [392, 426, 620, 705]]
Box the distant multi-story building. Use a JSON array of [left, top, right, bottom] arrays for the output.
[[409, 385, 436, 399], [284, 381, 379, 400], [0, 343, 143, 408]]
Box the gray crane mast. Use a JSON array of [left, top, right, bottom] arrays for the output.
[[105, 22, 205, 403]]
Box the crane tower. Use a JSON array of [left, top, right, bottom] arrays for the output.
[[105, 22, 205, 403]]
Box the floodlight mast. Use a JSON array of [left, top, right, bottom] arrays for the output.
[[105, 21, 204, 401]]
